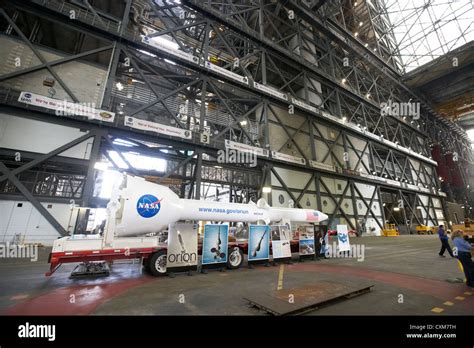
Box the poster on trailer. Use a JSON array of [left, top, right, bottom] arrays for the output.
[[167, 223, 198, 269], [202, 224, 229, 265], [248, 225, 270, 261], [299, 225, 315, 255], [271, 225, 292, 259], [336, 224, 351, 252]]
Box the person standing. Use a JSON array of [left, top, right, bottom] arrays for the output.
[[438, 225, 454, 257], [452, 230, 473, 287]]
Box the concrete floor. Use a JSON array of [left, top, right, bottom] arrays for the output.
[[0, 235, 472, 315]]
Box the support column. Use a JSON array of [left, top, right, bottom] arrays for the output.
[[194, 149, 203, 200], [82, 131, 103, 207]]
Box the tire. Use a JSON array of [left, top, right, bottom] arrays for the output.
[[227, 247, 243, 270], [148, 250, 168, 276]]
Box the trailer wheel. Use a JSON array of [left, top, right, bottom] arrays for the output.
[[227, 247, 243, 270], [149, 250, 167, 276]]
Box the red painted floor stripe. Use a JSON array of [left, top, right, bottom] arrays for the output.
[[291, 263, 471, 300], [3, 277, 155, 315]]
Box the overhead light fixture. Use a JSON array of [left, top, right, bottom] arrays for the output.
[[342, 78, 346, 84], [116, 82, 124, 91], [393, 207, 400, 211], [359, 21, 363, 26], [354, 32, 359, 37], [240, 120, 247, 126], [342, 116, 347, 122], [214, 165, 223, 169], [262, 186, 272, 193], [366, 93, 371, 98]]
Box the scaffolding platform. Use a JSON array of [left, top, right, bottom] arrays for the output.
[[244, 282, 374, 315]]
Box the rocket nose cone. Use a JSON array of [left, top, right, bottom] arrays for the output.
[[319, 212, 329, 222]]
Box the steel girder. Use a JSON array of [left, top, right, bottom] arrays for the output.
[[0, 0, 470, 232]]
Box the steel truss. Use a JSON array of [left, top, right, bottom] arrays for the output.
[[0, 0, 471, 237]]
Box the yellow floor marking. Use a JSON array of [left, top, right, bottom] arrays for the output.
[[454, 296, 465, 301], [431, 307, 444, 313], [464, 291, 472, 296], [443, 301, 454, 306], [277, 264, 285, 290]]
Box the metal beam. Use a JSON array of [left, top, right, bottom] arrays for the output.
[[0, 132, 95, 182], [0, 8, 80, 102], [0, 162, 68, 236]]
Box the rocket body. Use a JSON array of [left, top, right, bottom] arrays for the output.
[[111, 175, 328, 237]]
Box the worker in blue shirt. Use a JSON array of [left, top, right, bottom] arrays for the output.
[[451, 229, 473, 287], [438, 225, 454, 257]]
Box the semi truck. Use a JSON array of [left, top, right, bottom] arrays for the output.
[[47, 174, 328, 276]]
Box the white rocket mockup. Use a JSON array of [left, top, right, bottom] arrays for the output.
[[108, 175, 328, 237]]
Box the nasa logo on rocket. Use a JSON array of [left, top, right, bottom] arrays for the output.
[[136, 194, 162, 218]]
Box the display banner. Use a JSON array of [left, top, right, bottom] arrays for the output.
[[205, 61, 248, 85], [225, 139, 269, 157], [18, 91, 115, 122], [142, 36, 199, 64], [336, 224, 351, 252], [299, 225, 315, 255], [124, 116, 192, 139], [290, 97, 317, 113], [253, 82, 288, 101], [202, 224, 229, 265], [248, 225, 270, 261], [271, 150, 306, 165], [167, 223, 198, 270], [270, 225, 292, 259]]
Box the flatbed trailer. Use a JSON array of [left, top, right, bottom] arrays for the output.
[[46, 236, 301, 277], [47, 174, 327, 277]]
